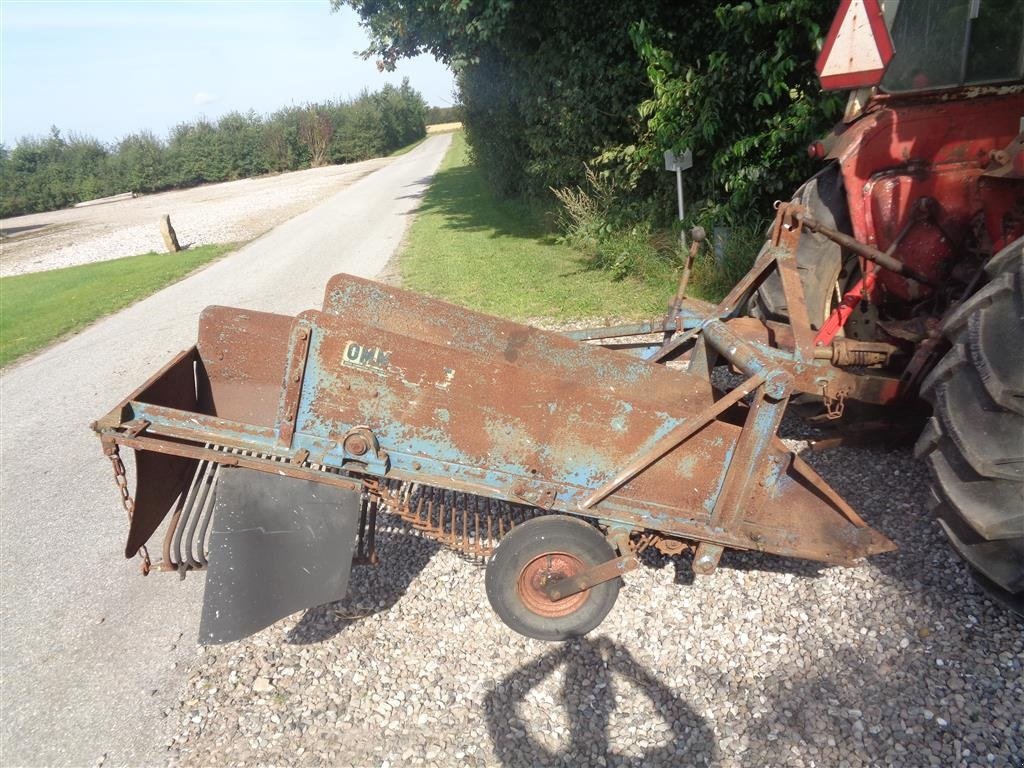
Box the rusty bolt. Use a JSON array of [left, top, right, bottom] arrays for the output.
[[412, 461, 422, 470], [344, 434, 369, 456], [511, 483, 527, 496], [298, 328, 309, 340], [292, 372, 302, 383]]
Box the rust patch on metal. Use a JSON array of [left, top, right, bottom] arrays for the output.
[[518, 552, 590, 617]]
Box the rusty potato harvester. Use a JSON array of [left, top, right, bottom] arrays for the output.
[[94, 208, 895, 642]]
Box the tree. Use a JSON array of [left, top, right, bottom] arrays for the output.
[[113, 131, 167, 192], [1, 83, 429, 216], [340, 0, 843, 224], [298, 106, 333, 167]]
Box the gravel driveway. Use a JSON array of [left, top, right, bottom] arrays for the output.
[[163, 412, 1022, 767], [0, 159, 388, 277]]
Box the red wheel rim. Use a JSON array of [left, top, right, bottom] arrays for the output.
[[516, 551, 590, 618]]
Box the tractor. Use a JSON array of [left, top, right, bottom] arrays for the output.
[[744, 0, 1023, 608]]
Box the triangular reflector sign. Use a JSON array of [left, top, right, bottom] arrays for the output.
[[816, 0, 894, 90]]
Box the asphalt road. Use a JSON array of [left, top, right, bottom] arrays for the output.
[[0, 133, 452, 767]]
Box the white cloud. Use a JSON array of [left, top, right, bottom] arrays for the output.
[[193, 91, 218, 106]]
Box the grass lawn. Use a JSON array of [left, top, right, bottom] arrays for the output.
[[0, 243, 236, 366], [401, 132, 673, 320], [388, 136, 428, 157]]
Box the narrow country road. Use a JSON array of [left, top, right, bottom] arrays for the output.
[[0, 133, 452, 767]]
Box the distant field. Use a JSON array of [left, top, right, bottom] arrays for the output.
[[0, 158, 388, 278], [427, 122, 463, 134], [0, 243, 235, 366]]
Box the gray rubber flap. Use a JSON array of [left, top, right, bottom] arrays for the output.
[[199, 468, 361, 644]]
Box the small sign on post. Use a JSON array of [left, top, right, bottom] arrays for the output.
[[664, 149, 693, 245]]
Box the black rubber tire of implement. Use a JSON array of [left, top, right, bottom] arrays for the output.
[[914, 238, 1024, 614], [747, 163, 850, 330], [485, 515, 621, 641]]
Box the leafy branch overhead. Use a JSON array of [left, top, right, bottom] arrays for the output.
[[341, 0, 843, 225]]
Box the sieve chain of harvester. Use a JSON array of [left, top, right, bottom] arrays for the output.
[[365, 478, 542, 562], [154, 447, 691, 572], [362, 478, 692, 564]]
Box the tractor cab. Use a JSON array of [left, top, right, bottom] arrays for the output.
[[880, 0, 1024, 93], [817, 0, 1024, 97]]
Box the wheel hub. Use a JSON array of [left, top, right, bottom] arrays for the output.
[[517, 551, 590, 618]]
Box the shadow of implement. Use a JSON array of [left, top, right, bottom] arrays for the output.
[[485, 636, 719, 767], [285, 527, 441, 645]]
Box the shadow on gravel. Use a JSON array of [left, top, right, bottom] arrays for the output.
[[484, 636, 719, 768], [285, 529, 440, 645], [0, 222, 51, 238], [638, 546, 831, 588]]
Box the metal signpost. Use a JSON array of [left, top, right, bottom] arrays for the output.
[[664, 148, 693, 246]]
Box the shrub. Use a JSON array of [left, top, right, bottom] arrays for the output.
[[0, 81, 428, 217]]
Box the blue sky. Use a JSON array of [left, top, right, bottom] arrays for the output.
[[0, 1, 457, 146]]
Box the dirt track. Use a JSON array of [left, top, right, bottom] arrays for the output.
[[0, 158, 389, 277]]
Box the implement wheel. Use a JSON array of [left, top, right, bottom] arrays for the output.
[[915, 239, 1024, 613], [485, 515, 621, 641]]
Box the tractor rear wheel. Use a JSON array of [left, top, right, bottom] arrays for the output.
[[747, 163, 850, 331], [915, 238, 1024, 612]]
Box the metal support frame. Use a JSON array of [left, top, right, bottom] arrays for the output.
[[573, 201, 905, 407], [542, 553, 638, 601]]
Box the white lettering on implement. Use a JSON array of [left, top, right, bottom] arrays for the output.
[[342, 341, 391, 375]]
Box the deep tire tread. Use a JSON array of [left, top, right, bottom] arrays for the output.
[[916, 238, 1024, 606]]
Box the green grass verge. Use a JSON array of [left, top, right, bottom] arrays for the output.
[[0, 243, 236, 366], [687, 223, 765, 303], [401, 132, 672, 320], [388, 136, 428, 157]]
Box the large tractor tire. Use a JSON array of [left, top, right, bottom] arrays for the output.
[[915, 239, 1024, 612], [747, 163, 850, 330]]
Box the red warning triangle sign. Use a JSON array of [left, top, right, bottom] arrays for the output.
[[816, 0, 894, 90]]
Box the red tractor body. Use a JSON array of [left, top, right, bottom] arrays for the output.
[[825, 89, 1023, 309]]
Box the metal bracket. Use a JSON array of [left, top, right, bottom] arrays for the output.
[[276, 322, 312, 448], [541, 526, 637, 602], [509, 478, 559, 510], [542, 553, 638, 602], [338, 425, 390, 474], [123, 419, 150, 438]]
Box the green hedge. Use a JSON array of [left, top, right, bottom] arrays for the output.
[[343, 1, 843, 228], [0, 80, 427, 217]]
